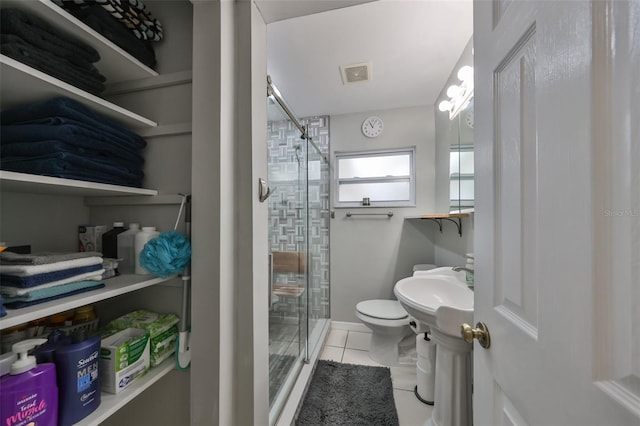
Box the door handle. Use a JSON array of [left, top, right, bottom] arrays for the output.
[[259, 178, 272, 202], [460, 322, 491, 348]]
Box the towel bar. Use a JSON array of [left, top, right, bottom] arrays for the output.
[[346, 211, 394, 218]]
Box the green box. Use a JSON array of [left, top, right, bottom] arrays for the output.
[[106, 310, 179, 367], [100, 328, 150, 394]]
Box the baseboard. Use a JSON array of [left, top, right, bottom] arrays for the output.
[[330, 320, 370, 333]]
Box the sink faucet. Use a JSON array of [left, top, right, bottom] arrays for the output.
[[452, 267, 474, 288]]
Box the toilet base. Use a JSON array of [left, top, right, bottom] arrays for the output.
[[367, 329, 411, 366]]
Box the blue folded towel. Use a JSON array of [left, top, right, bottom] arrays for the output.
[[1, 118, 146, 161], [0, 143, 144, 181], [1, 264, 103, 288], [1, 8, 100, 66], [1, 156, 142, 187], [3, 281, 106, 309], [0, 295, 6, 317], [1, 33, 106, 95], [0, 97, 147, 152]]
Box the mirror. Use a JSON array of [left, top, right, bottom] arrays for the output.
[[434, 38, 474, 214], [449, 98, 474, 213]]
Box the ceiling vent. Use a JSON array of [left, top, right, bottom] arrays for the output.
[[340, 62, 372, 84]]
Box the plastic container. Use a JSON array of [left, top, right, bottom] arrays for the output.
[[116, 223, 140, 274], [49, 311, 75, 328], [0, 339, 59, 426], [102, 222, 126, 259], [134, 226, 160, 275], [32, 330, 72, 364], [0, 324, 27, 354], [73, 305, 97, 324], [55, 334, 101, 426]]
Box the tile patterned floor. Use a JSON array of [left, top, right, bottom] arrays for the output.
[[319, 328, 434, 426]]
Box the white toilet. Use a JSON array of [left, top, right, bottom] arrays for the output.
[[356, 265, 438, 366], [355, 299, 412, 366]]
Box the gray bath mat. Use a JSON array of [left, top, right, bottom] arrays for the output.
[[295, 360, 399, 426]]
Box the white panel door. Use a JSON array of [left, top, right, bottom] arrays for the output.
[[473, 0, 640, 425]]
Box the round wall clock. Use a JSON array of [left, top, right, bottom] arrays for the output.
[[362, 116, 383, 138]]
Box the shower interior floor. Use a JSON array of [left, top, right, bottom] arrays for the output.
[[269, 315, 302, 406]]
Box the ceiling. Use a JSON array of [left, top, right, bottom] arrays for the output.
[[257, 0, 473, 118]]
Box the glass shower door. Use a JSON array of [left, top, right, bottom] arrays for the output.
[[267, 102, 308, 411]]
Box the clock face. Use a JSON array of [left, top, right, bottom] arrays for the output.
[[362, 116, 383, 138]]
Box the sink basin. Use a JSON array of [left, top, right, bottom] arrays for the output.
[[393, 272, 473, 337]]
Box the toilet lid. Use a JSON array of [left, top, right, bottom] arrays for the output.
[[356, 300, 408, 320]]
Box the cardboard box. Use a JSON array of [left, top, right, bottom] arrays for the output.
[[79, 225, 107, 252], [106, 310, 180, 367], [100, 328, 150, 394]]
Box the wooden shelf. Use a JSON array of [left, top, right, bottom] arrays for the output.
[[0, 171, 158, 197], [1, 0, 158, 83], [405, 213, 471, 237], [418, 213, 470, 219], [75, 357, 177, 426], [0, 56, 157, 129], [0, 274, 175, 331]]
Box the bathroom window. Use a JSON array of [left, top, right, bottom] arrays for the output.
[[334, 147, 416, 207]]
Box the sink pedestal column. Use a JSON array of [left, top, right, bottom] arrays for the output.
[[424, 328, 473, 426]]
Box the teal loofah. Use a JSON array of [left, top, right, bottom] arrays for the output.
[[139, 231, 191, 278]]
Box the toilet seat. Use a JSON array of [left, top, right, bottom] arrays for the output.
[[356, 299, 408, 320]]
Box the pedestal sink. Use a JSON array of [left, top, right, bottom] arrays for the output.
[[393, 269, 474, 426]]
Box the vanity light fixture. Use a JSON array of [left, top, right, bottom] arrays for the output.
[[438, 65, 474, 120]]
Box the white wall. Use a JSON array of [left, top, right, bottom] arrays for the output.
[[330, 106, 437, 323]]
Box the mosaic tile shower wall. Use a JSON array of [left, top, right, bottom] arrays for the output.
[[268, 116, 330, 320]]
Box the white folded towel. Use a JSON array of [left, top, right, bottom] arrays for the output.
[[0, 257, 103, 277]]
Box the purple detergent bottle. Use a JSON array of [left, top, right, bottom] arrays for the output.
[[0, 338, 58, 426]]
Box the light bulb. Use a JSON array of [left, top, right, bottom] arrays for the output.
[[446, 85, 460, 98], [438, 100, 451, 112], [457, 66, 474, 83]]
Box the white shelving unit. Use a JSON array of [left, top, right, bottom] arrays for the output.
[[75, 358, 176, 426], [0, 55, 157, 129], [1, 0, 158, 83], [0, 2, 185, 423], [0, 171, 158, 197], [0, 274, 174, 330]]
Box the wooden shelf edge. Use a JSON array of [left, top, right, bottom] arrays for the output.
[[419, 213, 470, 219], [76, 358, 177, 426]]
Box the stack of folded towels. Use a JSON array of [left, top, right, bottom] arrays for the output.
[[0, 251, 106, 309], [0, 8, 106, 95], [51, 0, 164, 69], [0, 96, 147, 187]]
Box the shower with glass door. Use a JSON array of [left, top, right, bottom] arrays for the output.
[[266, 76, 330, 423]]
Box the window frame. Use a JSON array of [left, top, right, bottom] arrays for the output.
[[333, 147, 416, 208]]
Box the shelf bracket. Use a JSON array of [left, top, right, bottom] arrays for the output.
[[422, 217, 463, 237]]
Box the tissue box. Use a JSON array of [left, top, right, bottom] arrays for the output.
[[106, 310, 179, 367], [79, 225, 107, 252], [100, 328, 150, 394]]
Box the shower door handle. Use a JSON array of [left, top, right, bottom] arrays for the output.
[[259, 178, 272, 202], [268, 253, 273, 308]]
